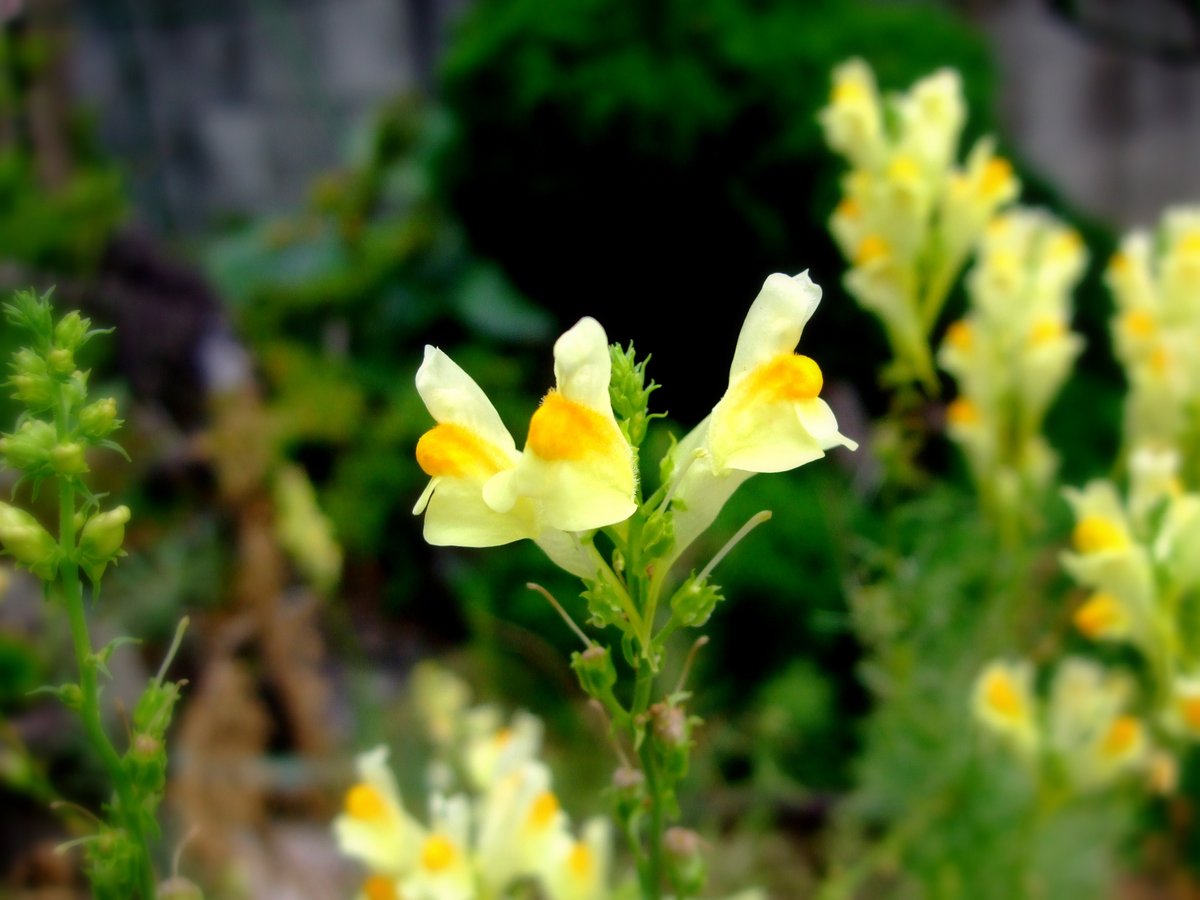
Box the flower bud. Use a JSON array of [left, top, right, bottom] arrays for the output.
[[0, 502, 58, 580], [46, 347, 74, 377], [664, 827, 707, 896], [78, 505, 130, 582], [670, 575, 723, 629], [52, 442, 88, 477], [132, 733, 161, 758], [571, 645, 617, 702], [57, 683, 84, 711], [7, 346, 56, 409], [79, 397, 121, 440], [611, 765, 645, 820], [648, 701, 694, 782], [80, 506, 130, 560], [1, 420, 57, 473], [54, 311, 91, 352]]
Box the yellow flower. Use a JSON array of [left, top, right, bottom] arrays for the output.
[[1072, 592, 1130, 641], [475, 761, 569, 889], [669, 273, 856, 556], [1172, 677, 1200, 738], [972, 659, 1037, 752], [1061, 483, 1155, 631], [704, 273, 857, 474], [333, 747, 425, 877], [545, 817, 612, 900], [406, 794, 475, 900], [412, 346, 532, 547], [360, 876, 402, 900], [486, 317, 637, 534], [413, 321, 637, 574], [818, 58, 886, 170]]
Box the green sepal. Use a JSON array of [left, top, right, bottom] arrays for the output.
[[669, 572, 724, 629]]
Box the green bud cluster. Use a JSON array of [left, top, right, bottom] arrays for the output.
[[609, 342, 662, 449], [0, 291, 127, 583]]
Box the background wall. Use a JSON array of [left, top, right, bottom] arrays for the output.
[[64, 0, 1200, 231]]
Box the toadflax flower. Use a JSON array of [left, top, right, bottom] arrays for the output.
[[485, 317, 637, 534], [667, 272, 857, 557], [412, 318, 637, 576]]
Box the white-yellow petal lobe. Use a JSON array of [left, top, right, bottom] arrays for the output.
[[416, 346, 518, 455], [553, 317, 614, 411], [728, 272, 822, 382], [510, 320, 637, 532], [708, 354, 852, 474], [333, 746, 424, 877], [421, 476, 537, 547]]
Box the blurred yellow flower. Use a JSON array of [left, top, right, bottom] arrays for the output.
[[972, 659, 1037, 752]]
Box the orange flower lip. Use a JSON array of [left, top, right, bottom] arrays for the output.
[[416, 423, 512, 479], [526, 390, 618, 462]]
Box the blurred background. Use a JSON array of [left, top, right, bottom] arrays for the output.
[[2, 0, 1200, 896]]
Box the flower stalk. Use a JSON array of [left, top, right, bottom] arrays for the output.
[[0, 289, 192, 899]]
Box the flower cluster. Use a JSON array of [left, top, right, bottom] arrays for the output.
[[972, 657, 1152, 793], [407, 272, 854, 897], [412, 272, 855, 577], [973, 447, 1200, 795], [1065, 456, 1200, 742], [1107, 207, 1200, 469], [939, 209, 1086, 521], [335, 670, 613, 900], [821, 58, 1018, 390]]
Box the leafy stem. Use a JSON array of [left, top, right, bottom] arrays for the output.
[[55, 383, 157, 898]]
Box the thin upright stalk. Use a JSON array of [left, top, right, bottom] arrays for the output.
[[56, 391, 156, 898]]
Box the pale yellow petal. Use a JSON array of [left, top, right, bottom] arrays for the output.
[[553, 317, 613, 412], [728, 272, 822, 384], [416, 346, 518, 455], [533, 529, 596, 578], [422, 478, 537, 547], [512, 453, 636, 533]]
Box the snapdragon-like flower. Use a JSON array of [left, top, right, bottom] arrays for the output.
[[413, 318, 637, 575], [822, 59, 1018, 390], [485, 318, 636, 533], [1107, 207, 1200, 458], [972, 659, 1038, 754], [333, 747, 425, 878], [975, 656, 1152, 792], [1060, 482, 1153, 626], [335, 668, 617, 899], [668, 272, 856, 557], [939, 209, 1085, 515]]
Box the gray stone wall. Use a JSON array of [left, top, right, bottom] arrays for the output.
[[66, 0, 1200, 234], [981, 0, 1200, 228], [71, 0, 467, 233]]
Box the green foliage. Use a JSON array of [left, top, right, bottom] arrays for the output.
[[203, 102, 553, 628], [0, 152, 124, 274]]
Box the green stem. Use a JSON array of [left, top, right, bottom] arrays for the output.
[[638, 734, 666, 900], [626, 646, 668, 899], [56, 400, 156, 897]]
